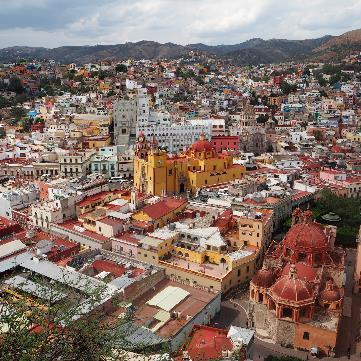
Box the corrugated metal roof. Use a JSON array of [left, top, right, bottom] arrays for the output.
[[0, 252, 32, 273], [147, 286, 189, 311], [154, 309, 170, 322], [4, 275, 66, 302], [0, 240, 26, 259], [227, 326, 255, 346]]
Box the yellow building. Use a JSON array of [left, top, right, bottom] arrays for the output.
[[345, 131, 361, 143], [131, 197, 187, 232], [82, 135, 112, 150], [135, 225, 258, 294], [134, 134, 245, 196]]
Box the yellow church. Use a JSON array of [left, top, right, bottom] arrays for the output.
[[134, 133, 245, 196]]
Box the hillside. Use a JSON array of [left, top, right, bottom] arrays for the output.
[[0, 29, 360, 65], [0, 41, 188, 64], [310, 28, 361, 62]]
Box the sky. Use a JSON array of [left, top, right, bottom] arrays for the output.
[[0, 0, 360, 48]]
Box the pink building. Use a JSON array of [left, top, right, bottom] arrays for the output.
[[211, 135, 239, 153]]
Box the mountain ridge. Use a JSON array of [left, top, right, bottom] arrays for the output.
[[0, 29, 359, 65]]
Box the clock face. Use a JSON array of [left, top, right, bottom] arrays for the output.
[[138, 136, 144, 142]]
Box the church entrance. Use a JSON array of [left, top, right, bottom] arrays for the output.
[[179, 182, 185, 193]]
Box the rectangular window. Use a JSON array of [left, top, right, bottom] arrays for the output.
[[303, 332, 310, 340]]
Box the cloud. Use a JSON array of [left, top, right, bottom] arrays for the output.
[[0, 0, 359, 48]]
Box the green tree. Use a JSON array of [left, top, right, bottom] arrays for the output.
[[13, 93, 29, 105], [0, 127, 6, 138], [115, 64, 128, 73], [303, 67, 311, 76], [280, 81, 297, 95], [11, 107, 27, 122], [316, 75, 327, 87], [0, 96, 8, 108], [319, 90, 328, 98], [8, 77, 23, 93], [0, 273, 131, 361], [256, 114, 269, 124], [98, 70, 110, 80], [21, 117, 33, 132], [313, 188, 361, 246]]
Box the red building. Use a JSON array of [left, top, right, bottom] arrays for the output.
[[180, 325, 233, 361], [211, 135, 239, 153], [249, 209, 345, 356], [30, 122, 45, 133], [0, 216, 23, 238]]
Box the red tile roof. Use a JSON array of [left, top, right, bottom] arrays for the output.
[[141, 197, 187, 220], [186, 325, 233, 361]]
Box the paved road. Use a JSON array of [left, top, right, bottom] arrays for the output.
[[335, 248, 358, 358], [211, 299, 248, 329]]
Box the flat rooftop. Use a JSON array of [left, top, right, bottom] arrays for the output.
[[132, 278, 218, 339], [160, 256, 230, 279]]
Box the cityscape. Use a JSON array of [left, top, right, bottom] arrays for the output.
[[0, 1, 361, 360]]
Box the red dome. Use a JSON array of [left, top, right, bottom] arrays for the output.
[[252, 268, 276, 288], [270, 275, 314, 303], [320, 280, 342, 302], [192, 139, 214, 153], [283, 222, 328, 251], [281, 262, 317, 282]]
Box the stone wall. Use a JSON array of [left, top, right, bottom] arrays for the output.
[[323, 266, 344, 288], [275, 318, 296, 347]]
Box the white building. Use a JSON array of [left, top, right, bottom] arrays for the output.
[[58, 151, 94, 178], [0, 185, 39, 219], [113, 88, 149, 147], [137, 120, 212, 154], [31, 197, 76, 230]]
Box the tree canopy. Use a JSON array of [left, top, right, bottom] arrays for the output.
[[313, 188, 361, 246], [0, 273, 131, 361], [11, 107, 27, 122], [0, 127, 6, 139], [8, 77, 23, 93], [115, 64, 128, 73], [280, 81, 297, 95]]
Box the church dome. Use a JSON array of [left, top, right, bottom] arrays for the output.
[[270, 265, 314, 303], [281, 262, 317, 282], [191, 134, 214, 153], [283, 222, 328, 252], [252, 268, 276, 288]]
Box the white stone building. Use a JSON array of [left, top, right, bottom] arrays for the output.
[[0, 185, 39, 219]]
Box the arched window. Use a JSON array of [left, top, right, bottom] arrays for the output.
[[282, 307, 293, 318]]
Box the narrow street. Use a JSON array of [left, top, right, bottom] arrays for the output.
[[335, 248, 360, 358]]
